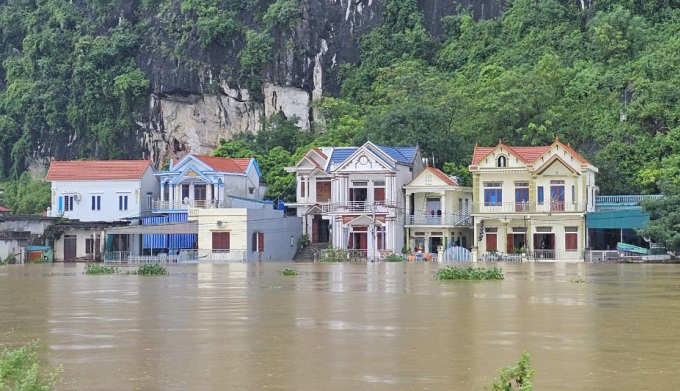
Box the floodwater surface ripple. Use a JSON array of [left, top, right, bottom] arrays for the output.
[[1, 262, 680, 390]]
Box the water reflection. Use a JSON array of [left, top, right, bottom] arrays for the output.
[[0, 262, 679, 390]]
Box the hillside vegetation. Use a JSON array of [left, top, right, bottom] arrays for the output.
[[1, 0, 680, 212]]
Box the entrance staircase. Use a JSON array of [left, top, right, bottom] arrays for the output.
[[294, 242, 329, 262]]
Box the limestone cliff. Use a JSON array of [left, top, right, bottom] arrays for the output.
[[133, 0, 504, 166]]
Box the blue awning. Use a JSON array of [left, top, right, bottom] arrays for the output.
[[586, 209, 649, 230]]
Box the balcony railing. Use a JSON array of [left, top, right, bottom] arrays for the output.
[[407, 208, 472, 227], [474, 201, 587, 214], [104, 249, 248, 263], [594, 194, 663, 211], [151, 199, 227, 211], [479, 249, 583, 261], [320, 201, 393, 214]]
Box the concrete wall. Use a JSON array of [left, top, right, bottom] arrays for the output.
[[50, 178, 151, 221], [195, 207, 302, 261], [54, 228, 107, 261]]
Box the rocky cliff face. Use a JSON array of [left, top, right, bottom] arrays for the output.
[[134, 0, 503, 166]]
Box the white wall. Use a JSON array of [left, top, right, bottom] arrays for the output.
[[51, 179, 145, 221], [54, 228, 106, 261]]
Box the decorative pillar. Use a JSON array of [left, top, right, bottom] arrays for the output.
[[189, 182, 195, 204], [207, 182, 213, 205], [160, 181, 165, 202], [169, 184, 175, 208]]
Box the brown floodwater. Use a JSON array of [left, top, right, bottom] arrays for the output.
[[1, 262, 680, 390]]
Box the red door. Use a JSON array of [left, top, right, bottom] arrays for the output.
[[486, 234, 497, 252]]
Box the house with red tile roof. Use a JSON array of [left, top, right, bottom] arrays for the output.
[[403, 165, 473, 260], [46, 160, 157, 222], [469, 137, 598, 261], [153, 154, 263, 211]]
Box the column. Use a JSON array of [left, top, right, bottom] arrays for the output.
[[169, 184, 175, 208], [189, 182, 195, 204], [441, 192, 446, 224], [160, 181, 165, 202], [207, 182, 213, 206]]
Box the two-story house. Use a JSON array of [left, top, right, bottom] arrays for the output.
[[469, 138, 598, 261], [287, 142, 423, 259], [145, 154, 264, 254], [46, 160, 158, 221], [404, 164, 473, 257]]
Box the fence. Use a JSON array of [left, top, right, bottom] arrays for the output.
[[105, 249, 248, 263]]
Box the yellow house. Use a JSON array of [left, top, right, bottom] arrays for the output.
[[469, 138, 598, 261], [404, 165, 473, 258]]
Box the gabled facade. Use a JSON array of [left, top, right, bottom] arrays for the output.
[[469, 138, 598, 261], [153, 154, 263, 211], [46, 160, 157, 222], [286, 142, 423, 258], [404, 165, 473, 256]]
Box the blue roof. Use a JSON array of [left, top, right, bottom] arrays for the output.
[[329, 148, 358, 164], [374, 145, 417, 164]]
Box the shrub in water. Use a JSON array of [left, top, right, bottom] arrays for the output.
[[435, 266, 504, 280], [84, 264, 119, 275], [132, 264, 168, 276], [0, 340, 62, 390], [384, 254, 404, 262], [279, 268, 299, 276], [491, 351, 534, 390]]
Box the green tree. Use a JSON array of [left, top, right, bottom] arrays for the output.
[[2, 173, 50, 215]]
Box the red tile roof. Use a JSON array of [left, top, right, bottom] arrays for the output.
[[471, 139, 590, 165], [194, 155, 251, 173], [0, 205, 9, 212], [312, 148, 328, 159], [46, 160, 151, 181], [427, 166, 459, 186]]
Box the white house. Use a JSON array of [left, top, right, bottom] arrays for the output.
[[469, 138, 598, 261], [404, 165, 473, 259], [45, 160, 158, 222], [286, 142, 423, 259]]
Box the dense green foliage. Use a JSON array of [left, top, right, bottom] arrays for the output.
[[2, 0, 680, 206], [435, 266, 504, 280], [0, 174, 50, 214], [0, 341, 61, 390], [638, 183, 680, 253], [490, 351, 534, 390]]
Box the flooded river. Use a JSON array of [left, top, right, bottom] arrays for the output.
[[1, 262, 680, 390]]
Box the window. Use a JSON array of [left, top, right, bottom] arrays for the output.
[[118, 195, 128, 211], [91, 195, 101, 211], [300, 180, 306, 197], [514, 182, 529, 211], [212, 232, 230, 251], [483, 182, 503, 206], [252, 232, 264, 252], [374, 180, 385, 202], [571, 185, 575, 203], [550, 184, 565, 211], [537, 186, 544, 204], [61, 195, 75, 211], [497, 156, 507, 167], [316, 181, 331, 202], [86, 238, 94, 255]]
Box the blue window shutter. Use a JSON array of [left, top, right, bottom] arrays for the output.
[[58, 196, 63, 212], [124, 196, 128, 210], [91, 196, 95, 210], [498, 189, 502, 204], [118, 196, 122, 210], [538, 187, 544, 203], [97, 196, 101, 210]]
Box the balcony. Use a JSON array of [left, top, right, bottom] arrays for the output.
[[474, 201, 587, 214], [407, 208, 472, 227], [320, 201, 394, 214], [595, 195, 663, 211]]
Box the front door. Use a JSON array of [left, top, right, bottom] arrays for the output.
[[64, 235, 77, 261], [312, 215, 329, 243], [486, 233, 498, 253], [429, 237, 442, 253]]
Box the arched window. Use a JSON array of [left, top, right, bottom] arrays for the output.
[[497, 155, 507, 167]]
